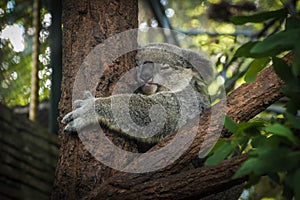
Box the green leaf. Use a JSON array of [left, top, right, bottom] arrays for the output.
[[264, 124, 299, 145], [240, 148, 299, 177], [244, 57, 270, 82], [205, 142, 235, 166], [282, 84, 300, 101], [272, 57, 294, 82], [204, 139, 226, 157], [285, 112, 300, 130], [231, 8, 287, 25], [251, 29, 300, 55], [286, 16, 300, 30], [269, 173, 280, 184], [286, 100, 300, 114], [251, 135, 266, 148], [233, 158, 257, 178], [223, 115, 238, 133], [294, 169, 300, 200], [234, 41, 260, 58], [292, 41, 300, 76]]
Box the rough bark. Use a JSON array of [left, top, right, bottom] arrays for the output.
[[88, 155, 248, 200], [86, 63, 286, 199], [51, 0, 138, 199]]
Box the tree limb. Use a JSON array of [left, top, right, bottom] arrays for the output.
[[85, 52, 289, 199], [94, 155, 247, 200]]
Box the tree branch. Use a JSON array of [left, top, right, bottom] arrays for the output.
[[85, 52, 290, 199], [95, 155, 247, 200]]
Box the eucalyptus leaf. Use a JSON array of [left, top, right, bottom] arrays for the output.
[[286, 16, 300, 30], [223, 115, 238, 133], [264, 124, 299, 145], [233, 158, 257, 178], [231, 8, 287, 25], [244, 57, 270, 82], [292, 42, 300, 76], [294, 169, 300, 200], [251, 29, 300, 55], [285, 112, 300, 130], [272, 57, 294, 82], [234, 41, 259, 58], [205, 142, 235, 166]]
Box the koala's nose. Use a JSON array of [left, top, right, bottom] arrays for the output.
[[140, 62, 154, 82], [141, 70, 153, 82]]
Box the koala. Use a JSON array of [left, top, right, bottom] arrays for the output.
[[62, 43, 214, 145]]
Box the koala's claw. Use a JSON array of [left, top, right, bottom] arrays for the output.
[[64, 121, 76, 132], [64, 117, 91, 132], [83, 91, 94, 99], [74, 99, 84, 108], [62, 90, 97, 132], [62, 112, 73, 124]]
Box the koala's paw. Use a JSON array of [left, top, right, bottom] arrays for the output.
[[62, 91, 98, 132]]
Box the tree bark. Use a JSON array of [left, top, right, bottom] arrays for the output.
[[85, 63, 286, 199], [51, 0, 138, 199], [87, 155, 248, 200]]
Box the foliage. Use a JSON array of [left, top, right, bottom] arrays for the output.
[[0, 0, 51, 106], [205, 2, 300, 199]]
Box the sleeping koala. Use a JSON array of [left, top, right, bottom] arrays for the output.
[[62, 43, 214, 144]]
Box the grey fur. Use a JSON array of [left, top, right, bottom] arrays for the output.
[[62, 43, 214, 144]]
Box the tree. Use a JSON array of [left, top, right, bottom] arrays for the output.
[[52, 0, 299, 199], [51, 0, 138, 199]]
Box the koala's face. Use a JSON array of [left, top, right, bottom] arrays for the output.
[[137, 61, 195, 95]]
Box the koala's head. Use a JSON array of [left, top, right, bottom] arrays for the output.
[[136, 61, 196, 95], [135, 43, 215, 95]]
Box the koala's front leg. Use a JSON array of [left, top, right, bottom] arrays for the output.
[[62, 91, 104, 132]]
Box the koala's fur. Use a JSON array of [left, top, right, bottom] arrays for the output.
[[62, 43, 214, 144]]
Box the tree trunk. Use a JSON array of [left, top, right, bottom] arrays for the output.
[[51, 0, 138, 199], [29, 0, 41, 122]]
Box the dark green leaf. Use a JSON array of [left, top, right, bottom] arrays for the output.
[[204, 139, 226, 156], [234, 41, 260, 58], [205, 142, 235, 166], [251, 29, 300, 55], [286, 16, 300, 30], [272, 57, 294, 82], [231, 8, 287, 25], [233, 158, 257, 178], [264, 124, 299, 145], [294, 169, 300, 200], [292, 41, 300, 76], [244, 57, 270, 82], [285, 112, 300, 130], [283, 85, 300, 102], [286, 100, 300, 114], [269, 173, 280, 184], [253, 148, 298, 175], [251, 135, 266, 148], [223, 115, 238, 133]]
